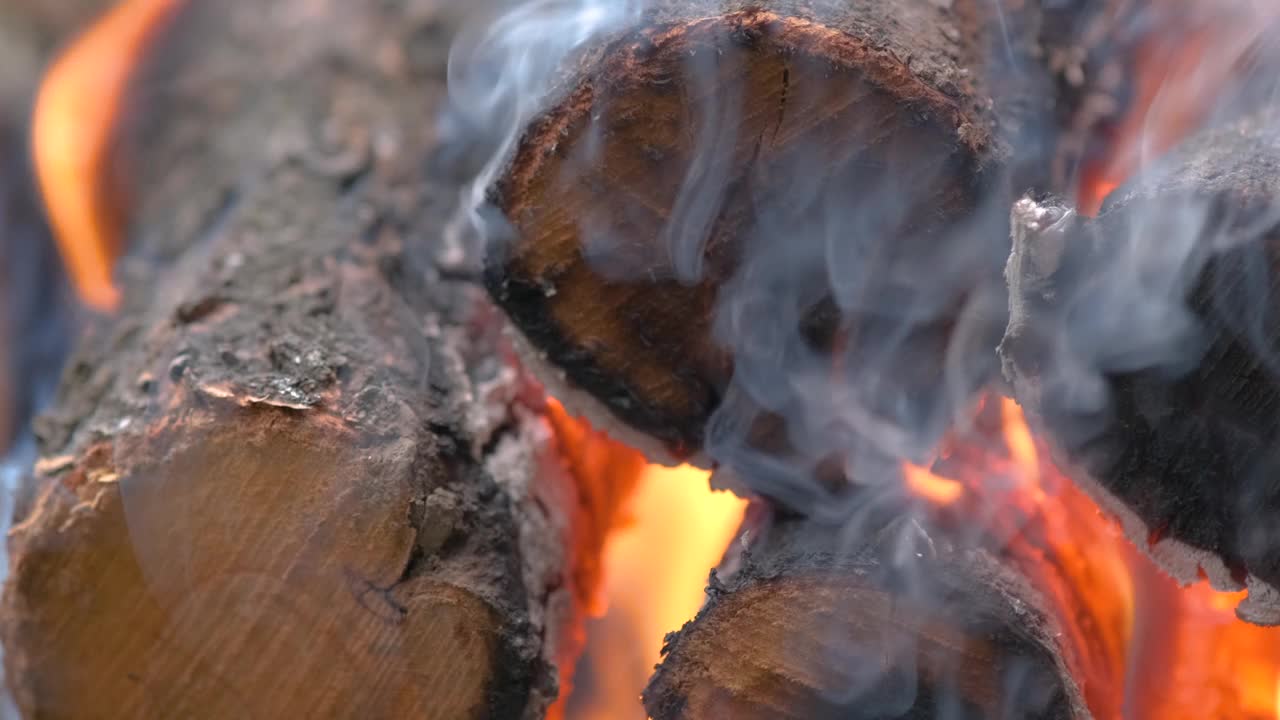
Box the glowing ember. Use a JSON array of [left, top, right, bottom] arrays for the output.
[[905, 397, 1280, 720], [33, 0, 176, 311], [567, 463, 746, 719]]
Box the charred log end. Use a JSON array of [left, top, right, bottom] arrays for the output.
[[642, 552, 1079, 720], [1, 400, 550, 718], [488, 9, 995, 462]]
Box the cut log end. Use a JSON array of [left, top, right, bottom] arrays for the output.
[[643, 512, 1086, 720], [488, 5, 1001, 461], [3, 398, 566, 718]]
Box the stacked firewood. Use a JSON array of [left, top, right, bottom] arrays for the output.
[[3, 1, 1280, 719]]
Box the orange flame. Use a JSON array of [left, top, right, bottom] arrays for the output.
[[1078, 1, 1280, 214], [902, 462, 964, 505], [33, 0, 178, 310], [544, 397, 745, 720], [905, 397, 1280, 720], [1050, 6, 1280, 709], [543, 398, 649, 719], [567, 463, 745, 720]]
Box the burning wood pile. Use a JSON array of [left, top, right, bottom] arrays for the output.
[[3, 0, 1280, 718]]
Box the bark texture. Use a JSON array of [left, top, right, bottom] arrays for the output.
[[2, 0, 634, 717]]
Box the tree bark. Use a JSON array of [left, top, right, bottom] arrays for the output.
[[2, 0, 641, 716], [642, 504, 1090, 720], [999, 109, 1280, 625], [485, 0, 1065, 466]]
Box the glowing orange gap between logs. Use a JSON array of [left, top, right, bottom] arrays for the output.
[[906, 398, 1280, 720]]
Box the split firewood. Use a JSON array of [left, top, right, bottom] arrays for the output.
[[485, 0, 1081, 466], [1000, 109, 1280, 625], [643, 504, 1091, 720], [1, 0, 644, 716]]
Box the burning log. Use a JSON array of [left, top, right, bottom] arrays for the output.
[[643, 505, 1090, 720], [485, 0, 1072, 465], [1000, 109, 1280, 625], [1, 0, 643, 716]]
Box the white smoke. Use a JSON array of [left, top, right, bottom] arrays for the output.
[[443, 0, 643, 266]]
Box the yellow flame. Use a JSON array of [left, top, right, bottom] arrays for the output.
[[1001, 398, 1038, 481], [570, 464, 746, 719], [33, 0, 177, 311], [902, 462, 964, 505]]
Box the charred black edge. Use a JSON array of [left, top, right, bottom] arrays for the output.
[[482, 251, 710, 457], [415, 417, 549, 718], [484, 11, 1002, 460], [468, 460, 559, 718]]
